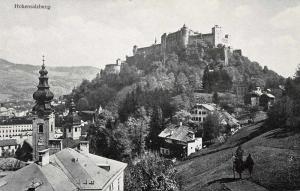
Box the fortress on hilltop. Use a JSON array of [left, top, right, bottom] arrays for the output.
[[133, 25, 232, 60], [103, 25, 241, 75]]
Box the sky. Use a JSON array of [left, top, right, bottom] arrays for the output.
[[0, 0, 299, 77]]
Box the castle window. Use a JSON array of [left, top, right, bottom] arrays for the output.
[[39, 124, 43, 133], [75, 127, 77, 132]]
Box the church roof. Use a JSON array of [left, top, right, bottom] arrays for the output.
[[0, 148, 127, 191]]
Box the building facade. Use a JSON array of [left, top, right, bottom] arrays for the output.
[[190, 103, 216, 123], [159, 123, 202, 158], [0, 117, 32, 144], [133, 25, 231, 58], [103, 58, 123, 75]]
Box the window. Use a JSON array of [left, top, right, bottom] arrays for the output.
[[39, 124, 43, 133], [69, 127, 71, 133], [51, 124, 53, 132], [75, 127, 77, 132]]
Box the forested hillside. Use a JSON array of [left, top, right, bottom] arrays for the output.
[[72, 49, 284, 117]]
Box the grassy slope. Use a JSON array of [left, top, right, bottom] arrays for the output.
[[176, 123, 300, 191]]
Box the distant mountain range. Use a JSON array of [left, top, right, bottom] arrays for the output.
[[0, 58, 99, 101]]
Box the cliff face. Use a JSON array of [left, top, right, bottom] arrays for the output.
[[0, 58, 99, 101]]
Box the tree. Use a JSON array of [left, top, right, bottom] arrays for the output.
[[176, 72, 189, 93], [15, 141, 33, 162], [77, 97, 90, 111], [212, 91, 219, 104], [125, 152, 179, 191], [146, 106, 164, 150], [203, 112, 220, 143]]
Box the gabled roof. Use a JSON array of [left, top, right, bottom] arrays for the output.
[[159, 125, 195, 143], [0, 148, 127, 191], [193, 103, 215, 111]]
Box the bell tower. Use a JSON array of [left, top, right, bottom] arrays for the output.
[[64, 98, 81, 140], [32, 56, 55, 161]]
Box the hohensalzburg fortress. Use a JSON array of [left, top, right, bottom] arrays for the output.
[[103, 25, 241, 75], [133, 24, 230, 56]]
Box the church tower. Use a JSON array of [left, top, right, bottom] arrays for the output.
[[32, 56, 55, 161], [64, 98, 81, 140]]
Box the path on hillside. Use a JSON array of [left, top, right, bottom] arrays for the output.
[[224, 180, 269, 191], [185, 122, 265, 161]]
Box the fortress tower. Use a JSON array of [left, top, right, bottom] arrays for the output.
[[212, 25, 223, 47], [180, 24, 189, 49], [32, 56, 55, 160]]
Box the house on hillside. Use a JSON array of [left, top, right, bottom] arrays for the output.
[[190, 103, 216, 123], [0, 142, 127, 191], [246, 87, 275, 110], [218, 111, 241, 135], [259, 93, 275, 110], [158, 123, 202, 158], [249, 87, 263, 106]]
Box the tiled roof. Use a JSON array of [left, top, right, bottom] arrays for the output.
[[0, 148, 127, 191], [159, 125, 194, 143], [0, 139, 18, 147], [0, 117, 32, 125], [193, 103, 216, 111]]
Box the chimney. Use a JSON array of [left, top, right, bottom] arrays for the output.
[[38, 149, 49, 166], [79, 141, 89, 154]]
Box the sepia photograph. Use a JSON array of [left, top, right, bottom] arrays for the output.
[[0, 0, 299, 190]]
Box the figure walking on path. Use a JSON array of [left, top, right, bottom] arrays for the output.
[[245, 153, 254, 177]]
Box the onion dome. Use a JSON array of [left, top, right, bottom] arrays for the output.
[[32, 56, 54, 116], [65, 98, 81, 126]]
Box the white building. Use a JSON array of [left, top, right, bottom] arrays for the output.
[[0, 117, 32, 145], [190, 103, 216, 123], [159, 123, 202, 158]]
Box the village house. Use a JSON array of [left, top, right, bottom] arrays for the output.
[[259, 92, 275, 110], [247, 87, 275, 110], [158, 123, 202, 158], [190, 103, 216, 123]]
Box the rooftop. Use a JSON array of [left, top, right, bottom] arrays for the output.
[[0, 148, 127, 191], [0, 139, 18, 147], [193, 103, 216, 111], [0, 117, 32, 125], [159, 124, 195, 143]]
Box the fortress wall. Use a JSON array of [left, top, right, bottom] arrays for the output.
[[202, 34, 214, 47]]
